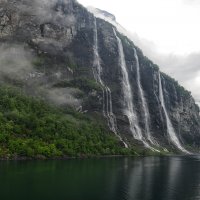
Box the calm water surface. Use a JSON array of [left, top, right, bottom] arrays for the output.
[[1, 156, 200, 200]]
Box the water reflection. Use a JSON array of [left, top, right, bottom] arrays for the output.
[[1, 156, 200, 200], [114, 156, 200, 200]]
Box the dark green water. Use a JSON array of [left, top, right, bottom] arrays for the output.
[[1, 156, 200, 200]]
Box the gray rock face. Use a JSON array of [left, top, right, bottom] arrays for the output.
[[0, 0, 200, 152]]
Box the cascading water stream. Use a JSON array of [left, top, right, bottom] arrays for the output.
[[113, 29, 142, 140], [158, 72, 190, 154], [93, 18, 128, 148], [113, 29, 157, 151], [133, 48, 155, 145]]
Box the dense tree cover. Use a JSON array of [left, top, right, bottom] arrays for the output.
[[0, 86, 137, 159], [53, 78, 101, 93]]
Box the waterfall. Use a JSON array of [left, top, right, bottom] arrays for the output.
[[93, 17, 128, 148], [113, 29, 142, 140], [113, 28, 157, 151], [158, 72, 189, 154], [133, 48, 155, 145]]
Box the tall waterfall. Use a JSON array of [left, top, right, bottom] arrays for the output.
[[113, 29, 142, 140], [158, 72, 189, 154], [93, 18, 128, 148], [133, 48, 155, 145], [113, 29, 156, 151]]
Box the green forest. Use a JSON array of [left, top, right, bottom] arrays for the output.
[[0, 85, 142, 159]]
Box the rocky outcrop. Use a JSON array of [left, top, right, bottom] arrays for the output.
[[0, 0, 199, 153]]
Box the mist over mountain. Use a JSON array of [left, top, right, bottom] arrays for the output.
[[0, 0, 199, 159]]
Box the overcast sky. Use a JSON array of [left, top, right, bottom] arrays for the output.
[[78, 0, 200, 103]]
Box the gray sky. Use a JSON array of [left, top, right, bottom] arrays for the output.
[[78, 0, 200, 103]]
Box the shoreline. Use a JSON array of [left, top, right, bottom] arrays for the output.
[[0, 153, 186, 161]]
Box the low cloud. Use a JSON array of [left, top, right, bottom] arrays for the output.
[[0, 44, 34, 80], [47, 88, 81, 107], [0, 43, 81, 108], [0, 0, 80, 108]]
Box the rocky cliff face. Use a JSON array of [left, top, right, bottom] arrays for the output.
[[0, 0, 199, 153]]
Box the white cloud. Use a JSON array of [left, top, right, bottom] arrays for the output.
[[0, 44, 34, 79]]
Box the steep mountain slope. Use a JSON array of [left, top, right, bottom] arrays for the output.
[[0, 0, 199, 157], [0, 86, 136, 159]]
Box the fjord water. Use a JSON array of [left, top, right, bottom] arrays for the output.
[[1, 156, 200, 200]]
